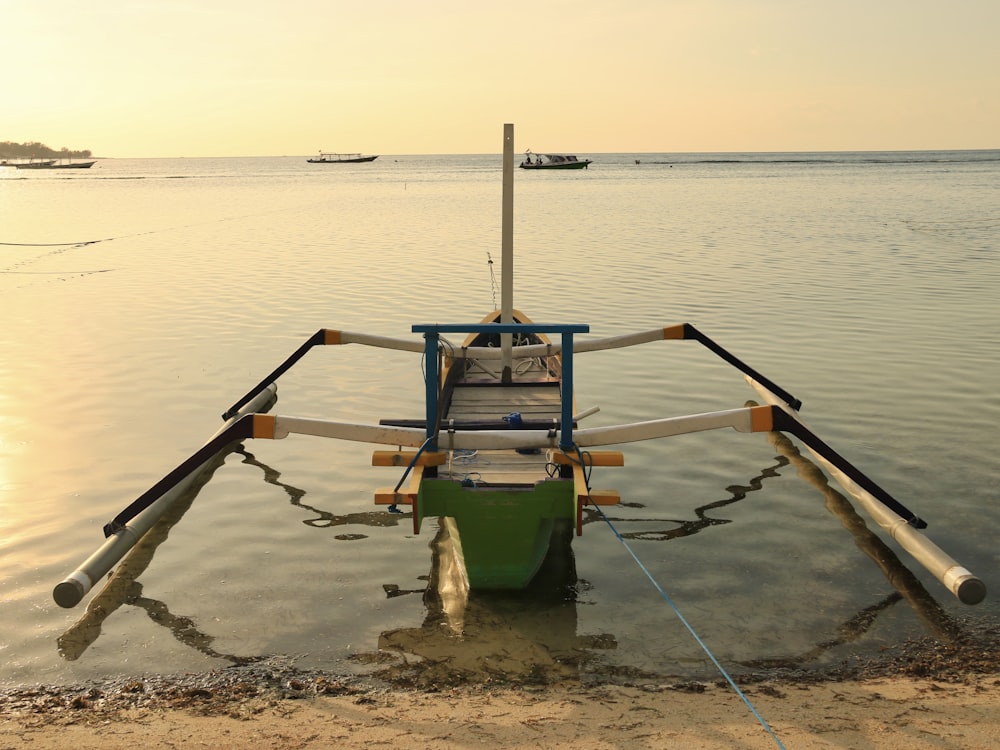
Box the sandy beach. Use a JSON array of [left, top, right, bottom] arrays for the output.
[[2, 676, 999, 749]]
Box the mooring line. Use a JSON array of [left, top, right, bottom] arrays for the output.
[[1, 195, 343, 251], [590, 499, 787, 749]]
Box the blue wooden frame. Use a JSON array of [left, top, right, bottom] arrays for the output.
[[412, 323, 590, 450]]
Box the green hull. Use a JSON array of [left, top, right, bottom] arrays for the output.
[[416, 478, 576, 589]]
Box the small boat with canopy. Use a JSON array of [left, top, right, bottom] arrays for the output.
[[520, 150, 591, 169]]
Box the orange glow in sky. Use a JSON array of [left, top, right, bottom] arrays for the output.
[[3, 0, 997, 157]]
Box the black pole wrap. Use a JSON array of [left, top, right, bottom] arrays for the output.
[[102, 415, 257, 537], [222, 329, 327, 419], [770, 407, 927, 529], [684, 324, 803, 411]]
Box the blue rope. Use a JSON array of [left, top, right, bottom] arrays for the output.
[[387, 435, 436, 514], [589, 498, 787, 749]]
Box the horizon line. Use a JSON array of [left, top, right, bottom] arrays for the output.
[[85, 146, 1000, 160]]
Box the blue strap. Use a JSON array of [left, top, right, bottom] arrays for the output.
[[590, 498, 787, 750]]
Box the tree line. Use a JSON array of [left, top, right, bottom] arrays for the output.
[[0, 141, 93, 159]]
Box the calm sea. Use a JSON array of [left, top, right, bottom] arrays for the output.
[[2, 149, 998, 689]]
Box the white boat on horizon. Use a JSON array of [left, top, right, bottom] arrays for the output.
[[307, 152, 379, 164], [1, 158, 57, 169], [1, 158, 95, 169]]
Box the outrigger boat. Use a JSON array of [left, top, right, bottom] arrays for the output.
[[55, 125, 984, 615], [307, 152, 379, 163]]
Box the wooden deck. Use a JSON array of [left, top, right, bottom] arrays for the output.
[[440, 356, 561, 485], [447, 381, 561, 420]]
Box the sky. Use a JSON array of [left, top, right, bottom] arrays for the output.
[[3, 0, 998, 158]]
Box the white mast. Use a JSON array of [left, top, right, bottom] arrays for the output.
[[501, 123, 514, 381]]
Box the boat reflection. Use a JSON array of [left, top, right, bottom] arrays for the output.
[[234, 446, 407, 535], [756, 417, 959, 644], [582, 455, 789, 541], [363, 427, 961, 684], [57, 427, 960, 676], [360, 518, 620, 687], [56, 448, 232, 662], [56, 445, 407, 662]]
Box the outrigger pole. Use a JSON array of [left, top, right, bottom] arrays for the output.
[[747, 378, 986, 606], [54, 326, 986, 607], [55, 334, 987, 606]]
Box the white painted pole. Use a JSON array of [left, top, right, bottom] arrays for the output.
[[501, 123, 514, 382], [53, 384, 277, 608]]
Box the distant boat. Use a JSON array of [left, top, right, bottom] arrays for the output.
[[1, 158, 95, 169], [1, 159, 57, 169], [48, 159, 97, 169], [307, 152, 379, 164], [519, 150, 591, 170]]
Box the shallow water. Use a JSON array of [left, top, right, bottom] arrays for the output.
[[2, 150, 998, 689]]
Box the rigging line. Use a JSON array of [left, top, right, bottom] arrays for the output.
[[391, 336, 453, 512], [0, 239, 110, 247], [1, 269, 112, 275], [589, 498, 787, 750], [487, 251, 498, 309], [2, 195, 341, 250], [391, 435, 435, 496]]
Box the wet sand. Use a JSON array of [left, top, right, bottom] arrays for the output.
[[3, 677, 999, 749], [3, 627, 998, 749]]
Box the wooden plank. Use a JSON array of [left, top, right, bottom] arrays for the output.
[[449, 400, 560, 414], [450, 391, 560, 406], [374, 488, 415, 505], [550, 450, 625, 467], [448, 384, 562, 421], [372, 450, 447, 467], [374, 465, 424, 505], [457, 357, 556, 384], [572, 461, 620, 506], [450, 386, 560, 403], [585, 489, 621, 505], [440, 449, 552, 486]]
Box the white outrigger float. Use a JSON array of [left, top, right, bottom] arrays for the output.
[[54, 125, 985, 613]]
